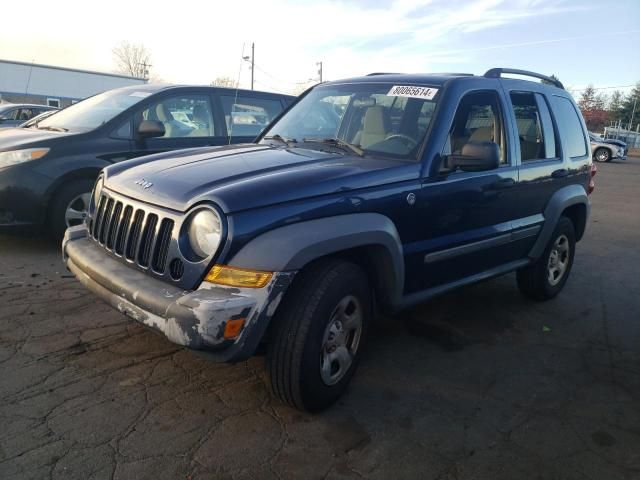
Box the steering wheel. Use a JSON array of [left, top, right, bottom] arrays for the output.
[[384, 134, 418, 149]]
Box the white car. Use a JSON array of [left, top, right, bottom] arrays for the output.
[[589, 132, 626, 163]]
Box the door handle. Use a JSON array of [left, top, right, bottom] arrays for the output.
[[552, 168, 569, 178], [491, 178, 516, 189]]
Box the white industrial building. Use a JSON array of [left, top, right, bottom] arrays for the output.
[[0, 59, 146, 108]]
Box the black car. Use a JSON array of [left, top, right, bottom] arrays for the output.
[[0, 85, 294, 238], [0, 103, 58, 129], [64, 68, 594, 411]]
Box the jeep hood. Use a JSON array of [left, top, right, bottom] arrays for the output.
[[103, 144, 418, 213]]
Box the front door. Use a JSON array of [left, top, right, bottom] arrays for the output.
[[131, 93, 227, 157], [405, 89, 520, 293]]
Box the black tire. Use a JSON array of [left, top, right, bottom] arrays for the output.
[[593, 147, 611, 163], [267, 259, 371, 412], [516, 216, 576, 301], [48, 178, 94, 242]]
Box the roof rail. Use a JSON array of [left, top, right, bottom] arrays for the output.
[[366, 72, 399, 76], [484, 68, 564, 89]]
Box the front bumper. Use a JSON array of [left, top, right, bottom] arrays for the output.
[[0, 163, 51, 227], [63, 226, 295, 362]]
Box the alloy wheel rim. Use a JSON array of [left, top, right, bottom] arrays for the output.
[[547, 234, 570, 286], [320, 295, 363, 386], [596, 150, 609, 162], [65, 193, 91, 228]]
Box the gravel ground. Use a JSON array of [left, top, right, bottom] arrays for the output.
[[1, 157, 639, 479]]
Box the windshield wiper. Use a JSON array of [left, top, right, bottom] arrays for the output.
[[38, 125, 68, 132], [263, 134, 297, 146], [302, 137, 364, 157]]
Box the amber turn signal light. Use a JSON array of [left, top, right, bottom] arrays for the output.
[[204, 265, 273, 288], [223, 318, 246, 339]]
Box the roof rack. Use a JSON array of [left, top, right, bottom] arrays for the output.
[[483, 68, 564, 89]]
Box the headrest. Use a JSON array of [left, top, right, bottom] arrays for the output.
[[363, 106, 388, 134], [155, 103, 173, 122]]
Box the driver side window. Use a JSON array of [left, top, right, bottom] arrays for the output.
[[140, 95, 215, 138], [441, 91, 507, 171]]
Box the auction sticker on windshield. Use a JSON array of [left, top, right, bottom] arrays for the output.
[[387, 85, 438, 100]]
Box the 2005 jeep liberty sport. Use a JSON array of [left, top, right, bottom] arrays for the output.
[[63, 68, 596, 412]]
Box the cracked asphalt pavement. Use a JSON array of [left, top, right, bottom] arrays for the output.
[[1, 157, 639, 479]]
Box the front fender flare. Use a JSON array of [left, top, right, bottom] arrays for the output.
[[228, 213, 405, 306]]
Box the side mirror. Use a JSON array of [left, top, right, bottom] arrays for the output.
[[137, 120, 165, 139], [449, 141, 500, 172]]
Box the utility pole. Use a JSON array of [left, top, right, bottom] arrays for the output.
[[138, 61, 152, 80], [629, 96, 637, 131], [317, 61, 323, 82], [243, 43, 255, 90]]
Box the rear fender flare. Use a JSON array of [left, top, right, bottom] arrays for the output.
[[529, 184, 589, 260]]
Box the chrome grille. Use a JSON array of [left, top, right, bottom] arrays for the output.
[[90, 194, 174, 274]]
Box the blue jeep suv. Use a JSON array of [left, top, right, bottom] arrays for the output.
[[63, 68, 595, 411]]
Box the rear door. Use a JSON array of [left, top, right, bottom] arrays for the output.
[[217, 94, 288, 144], [505, 90, 564, 258], [506, 90, 588, 257]]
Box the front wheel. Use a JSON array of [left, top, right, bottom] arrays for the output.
[[267, 259, 371, 412], [593, 147, 611, 163], [516, 216, 576, 301], [48, 178, 94, 241]]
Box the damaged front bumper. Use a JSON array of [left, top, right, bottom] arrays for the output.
[[62, 226, 295, 362]]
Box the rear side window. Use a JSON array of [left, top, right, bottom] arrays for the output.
[[220, 96, 284, 137], [550, 96, 587, 158], [510, 92, 557, 161]]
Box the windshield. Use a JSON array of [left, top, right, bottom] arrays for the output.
[[260, 83, 439, 160], [38, 89, 149, 132]]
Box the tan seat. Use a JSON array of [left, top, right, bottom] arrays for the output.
[[469, 126, 494, 142], [357, 106, 390, 148], [155, 104, 175, 137], [188, 104, 212, 137]]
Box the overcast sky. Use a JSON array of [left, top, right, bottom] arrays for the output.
[[1, 0, 639, 95]]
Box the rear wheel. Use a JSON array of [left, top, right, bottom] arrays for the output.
[[48, 178, 94, 241], [593, 147, 611, 163], [516, 216, 575, 300], [267, 259, 371, 412]]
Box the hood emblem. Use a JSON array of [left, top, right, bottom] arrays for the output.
[[134, 179, 153, 189]]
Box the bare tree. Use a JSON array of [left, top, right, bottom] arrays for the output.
[[211, 76, 237, 88], [113, 42, 152, 79]]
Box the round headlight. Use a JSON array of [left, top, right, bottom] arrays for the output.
[[90, 177, 103, 213], [187, 209, 222, 259]]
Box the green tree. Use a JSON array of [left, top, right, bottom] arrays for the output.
[[608, 90, 624, 123], [620, 82, 640, 130], [542, 74, 561, 86], [578, 85, 598, 111]]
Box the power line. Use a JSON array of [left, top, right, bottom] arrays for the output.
[[571, 84, 636, 92], [253, 79, 293, 95], [253, 63, 310, 86]]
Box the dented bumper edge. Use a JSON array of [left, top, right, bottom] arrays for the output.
[[62, 227, 295, 363]]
